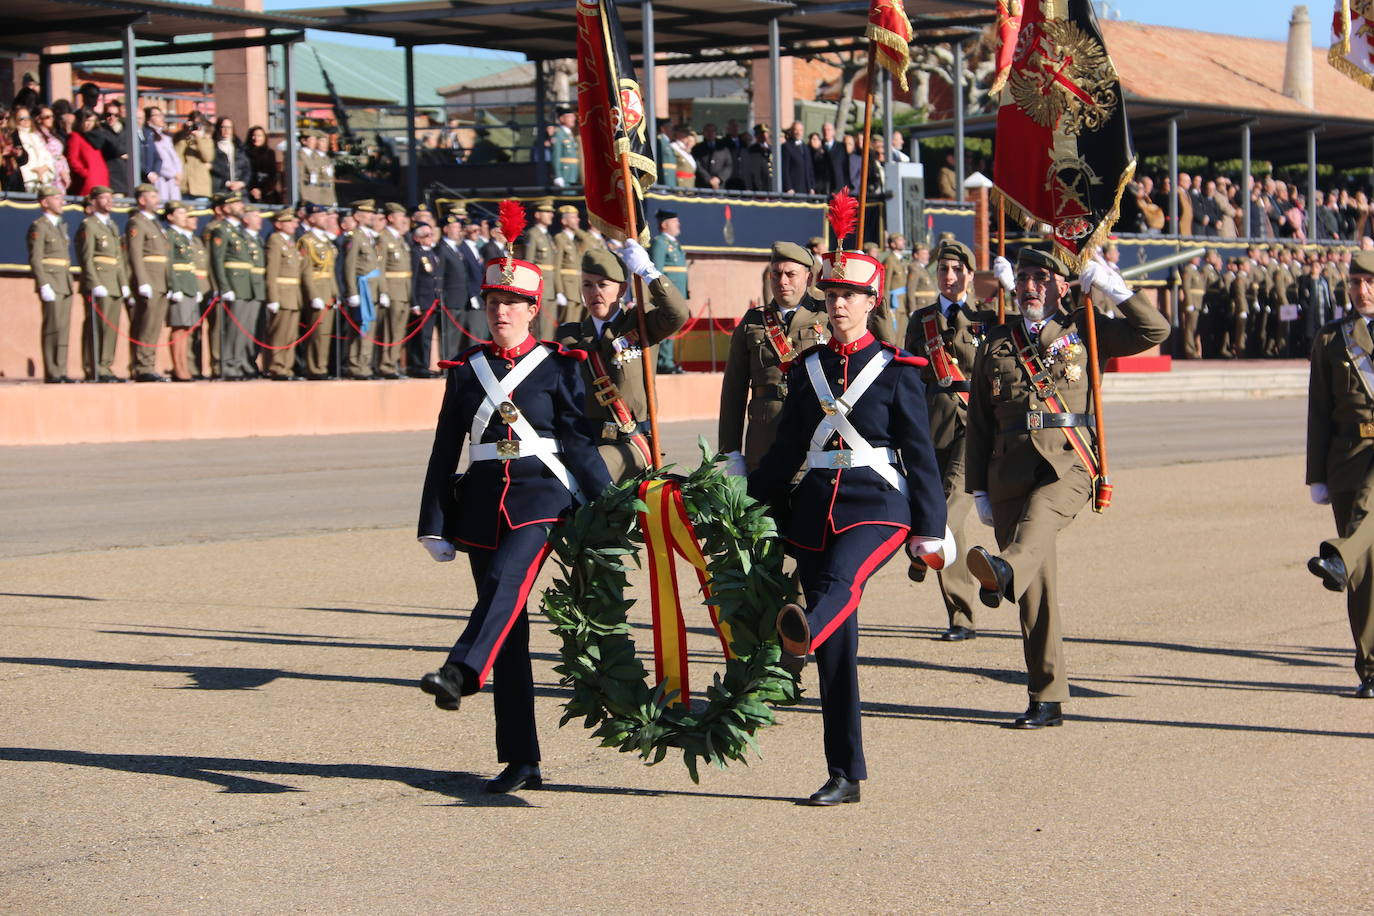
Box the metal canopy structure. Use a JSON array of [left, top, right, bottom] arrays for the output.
[[280, 0, 994, 62]]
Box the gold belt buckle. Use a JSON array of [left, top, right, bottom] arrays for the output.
[[820, 398, 840, 416], [1359, 422, 1374, 439], [593, 376, 620, 407], [498, 401, 520, 424], [496, 440, 520, 459], [1026, 410, 1044, 431], [828, 450, 853, 469]]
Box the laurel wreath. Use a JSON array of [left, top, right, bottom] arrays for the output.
[[541, 441, 800, 782]]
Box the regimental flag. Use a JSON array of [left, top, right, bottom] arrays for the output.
[[993, 0, 1134, 271], [576, 0, 656, 245], [1330, 1, 1374, 89], [990, 0, 1025, 95], [866, 0, 914, 91]]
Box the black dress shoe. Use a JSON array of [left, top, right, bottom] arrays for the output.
[[407, 369, 436, 379], [419, 663, 465, 711], [1013, 701, 1063, 729], [967, 546, 1013, 608], [774, 603, 810, 675], [940, 625, 977, 642], [485, 762, 543, 794], [805, 776, 861, 806], [134, 372, 170, 382], [1356, 678, 1374, 699], [907, 556, 928, 583], [172, 376, 194, 383], [1308, 554, 1347, 593]]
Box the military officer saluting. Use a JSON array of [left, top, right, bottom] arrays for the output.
[[747, 223, 947, 806], [964, 247, 1169, 728], [76, 185, 131, 382], [903, 239, 1004, 642], [376, 202, 414, 379], [551, 105, 580, 188], [718, 241, 829, 473], [416, 207, 610, 794], [1305, 249, 1374, 700], [27, 185, 75, 383], [264, 207, 305, 380], [125, 183, 173, 382], [299, 203, 340, 380], [522, 198, 559, 339], [555, 241, 689, 481], [553, 204, 591, 325], [649, 209, 688, 374]]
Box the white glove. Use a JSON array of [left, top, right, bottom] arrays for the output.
[[347, 294, 360, 307], [310, 298, 324, 310], [992, 255, 1014, 292], [1311, 483, 1331, 506], [411, 305, 422, 316], [90, 285, 108, 299], [419, 536, 456, 563], [168, 290, 182, 303], [39, 283, 55, 302], [221, 290, 236, 303], [723, 450, 747, 477], [974, 491, 994, 527], [620, 239, 662, 281], [379, 293, 391, 307], [121, 285, 131, 299], [137, 283, 152, 298], [556, 292, 568, 307], [908, 525, 957, 571], [266, 301, 280, 314], [468, 295, 480, 310], [195, 292, 203, 304], [553, 176, 566, 188], [1085, 256, 1133, 304]]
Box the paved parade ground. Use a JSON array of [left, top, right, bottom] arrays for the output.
[[3, 398, 1372, 913]]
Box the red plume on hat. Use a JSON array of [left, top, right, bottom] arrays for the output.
[[827, 190, 858, 249], [498, 199, 527, 271]]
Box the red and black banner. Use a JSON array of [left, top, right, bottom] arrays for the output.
[[576, 0, 656, 245], [993, 0, 1135, 270]]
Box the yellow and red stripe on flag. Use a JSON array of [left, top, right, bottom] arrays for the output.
[[990, 0, 1024, 95], [1330, 1, 1374, 89], [636, 479, 734, 706], [866, 0, 913, 91]]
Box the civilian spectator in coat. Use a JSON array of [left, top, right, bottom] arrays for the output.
[[245, 125, 280, 203], [889, 130, 911, 163], [1, 108, 30, 192], [780, 120, 814, 194], [1210, 178, 1237, 238], [34, 106, 70, 194], [211, 116, 250, 195], [175, 113, 214, 199], [693, 123, 734, 190], [94, 99, 131, 194], [807, 132, 830, 194], [147, 109, 182, 202], [15, 106, 56, 191], [722, 119, 747, 190], [843, 133, 863, 193], [819, 121, 846, 194], [65, 109, 108, 195], [864, 135, 887, 196], [137, 107, 164, 188], [1317, 190, 1341, 240], [741, 123, 772, 192]]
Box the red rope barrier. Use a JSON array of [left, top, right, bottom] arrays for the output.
[[90, 294, 218, 349], [437, 300, 492, 344], [334, 300, 438, 347], [218, 301, 328, 351]]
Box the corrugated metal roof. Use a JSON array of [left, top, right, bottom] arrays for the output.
[[435, 58, 744, 96]]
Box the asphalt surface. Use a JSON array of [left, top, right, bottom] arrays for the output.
[[7, 396, 1373, 914]]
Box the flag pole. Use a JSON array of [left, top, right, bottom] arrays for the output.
[[1078, 256, 1111, 513], [855, 52, 878, 248], [996, 197, 1006, 324], [618, 150, 663, 468]]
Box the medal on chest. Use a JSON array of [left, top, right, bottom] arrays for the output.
[[1042, 333, 1085, 383], [812, 321, 828, 347], [610, 331, 642, 368]]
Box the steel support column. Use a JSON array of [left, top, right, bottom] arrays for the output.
[[1308, 128, 1318, 240], [1241, 122, 1252, 238], [769, 16, 782, 194], [882, 68, 893, 166], [1168, 117, 1179, 237], [642, 0, 656, 154], [953, 40, 965, 202], [284, 41, 299, 206], [123, 24, 139, 195], [405, 44, 419, 207], [534, 58, 548, 187]]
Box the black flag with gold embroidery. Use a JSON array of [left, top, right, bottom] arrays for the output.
[[993, 0, 1135, 270]]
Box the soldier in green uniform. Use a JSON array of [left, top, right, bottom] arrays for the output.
[[27, 185, 74, 383], [1306, 249, 1374, 700], [245, 209, 269, 376], [900, 243, 937, 345], [551, 106, 580, 188], [125, 183, 173, 381], [1201, 248, 1225, 358], [522, 198, 559, 340], [1246, 246, 1271, 357], [299, 129, 323, 206], [343, 200, 383, 379], [964, 248, 1169, 728], [903, 239, 1005, 641], [198, 194, 228, 377], [163, 200, 203, 382], [1222, 256, 1250, 359], [649, 209, 687, 374], [376, 202, 414, 379], [553, 204, 591, 325], [1271, 246, 1300, 357], [209, 194, 258, 379], [555, 241, 690, 481], [299, 204, 340, 380], [1179, 253, 1206, 359], [718, 241, 828, 473], [655, 119, 676, 188], [264, 207, 304, 380], [76, 185, 130, 381]]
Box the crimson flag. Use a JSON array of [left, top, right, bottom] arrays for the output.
[[990, 0, 1024, 95], [576, 0, 656, 245], [1330, 1, 1374, 89], [993, 0, 1135, 270], [866, 0, 913, 91]]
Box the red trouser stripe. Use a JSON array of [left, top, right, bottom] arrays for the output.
[[474, 540, 554, 687], [811, 527, 908, 649]]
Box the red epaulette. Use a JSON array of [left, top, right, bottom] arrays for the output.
[[540, 339, 589, 362], [437, 344, 485, 370], [880, 340, 930, 367]]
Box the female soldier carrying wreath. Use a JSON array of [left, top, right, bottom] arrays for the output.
[[416, 201, 611, 795]]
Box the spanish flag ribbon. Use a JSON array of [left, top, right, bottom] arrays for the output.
[[636, 479, 735, 706]]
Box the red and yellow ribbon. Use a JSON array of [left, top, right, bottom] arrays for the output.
[[636, 479, 734, 706]]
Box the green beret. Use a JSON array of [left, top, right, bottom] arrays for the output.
[[1016, 246, 1071, 278], [770, 241, 812, 269], [582, 247, 627, 282], [1350, 250, 1374, 276], [934, 239, 974, 270]]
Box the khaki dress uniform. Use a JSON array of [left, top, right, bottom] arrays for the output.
[[299, 146, 322, 206], [209, 218, 259, 378], [905, 286, 1004, 636], [125, 207, 172, 377], [166, 227, 202, 326], [900, 260, 936, 340], [246, 227, 267, 374], [553, 225, 591, 324], [1179, 262, 1206, 359], [555, 269, 690, 481], [300, 229, 340, 378], [265, 229, 305, 378], [344, 226, 383, 378], [1222, 264, 1250, 358], [76, 211, 129, 380], [377, 226, 414, 377], [1326, 260, 1348, 317], [719, 295, 829, 471], [965, 252, 1169, 709], [522, 220, 558, 340], [1245, 260, 1270, 357], [27, 211, 74, 381]]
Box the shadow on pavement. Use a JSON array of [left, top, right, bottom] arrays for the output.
[[0, 591, 103, 601]]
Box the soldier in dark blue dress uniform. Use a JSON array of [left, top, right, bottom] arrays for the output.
[[748, 230, 948, 806], [416, 214, 611, 794]]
